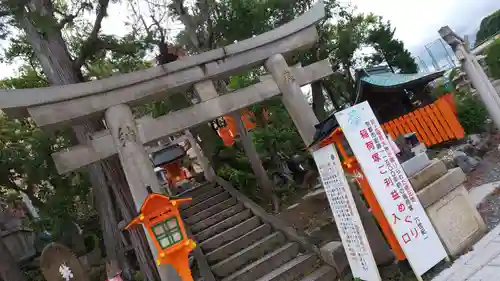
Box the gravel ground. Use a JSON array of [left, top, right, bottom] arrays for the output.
[[460, 133, 500, 230], [464, 133, 500, 189], [477, 188, 500, 230]]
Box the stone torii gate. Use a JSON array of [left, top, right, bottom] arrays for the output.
[[1, 2, 394, 281], [1, 1, 330, 181], [0, 2, 333, 279]]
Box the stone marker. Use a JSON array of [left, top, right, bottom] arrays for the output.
[[40, 243, 90, 281]]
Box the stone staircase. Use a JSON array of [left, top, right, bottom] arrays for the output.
[[176, 181, 337, 281]]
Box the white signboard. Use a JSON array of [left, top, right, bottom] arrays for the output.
[[313, 144, 381, 281], [335, 102, 447, 276]]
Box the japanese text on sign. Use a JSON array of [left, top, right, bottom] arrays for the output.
[[335, 102, 447, 276], [313, 144, 380, 281]]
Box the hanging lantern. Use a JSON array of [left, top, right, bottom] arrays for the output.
[[217, 127, 236, 146], [125, 192, 195, 281], [211, 110, 269, 147]]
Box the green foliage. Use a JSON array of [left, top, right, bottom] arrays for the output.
[[456, 93, 489, 134], [476, 10, 500, 45], [485, 38, 500, 79], [0, 113, 93, 235], [430, 82, 448, 99], [366, 18, 418, 73]]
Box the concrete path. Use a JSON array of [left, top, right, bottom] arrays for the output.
[[432, 223, 500, 281]]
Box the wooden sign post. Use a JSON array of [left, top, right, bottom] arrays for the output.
[[312, 144, 381, 281], [335, 101, 448, 280]]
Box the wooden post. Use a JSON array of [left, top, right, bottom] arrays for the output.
[[105, 104, 179, 281]]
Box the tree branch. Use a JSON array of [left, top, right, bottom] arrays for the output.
[[76, 0, 111, 68], [55, 2, 91, 29], [171, 0, 201, 51]]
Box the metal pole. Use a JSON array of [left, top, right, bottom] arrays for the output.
[[418, 56, 430, 72], [425, 45, 440, 71], [438, 39, 456, 67]]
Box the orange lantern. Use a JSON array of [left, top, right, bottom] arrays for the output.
[[125, 191, 196, 281], [311, 118, 406, 261], [218, 127, 236, 146]]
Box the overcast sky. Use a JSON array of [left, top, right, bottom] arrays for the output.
[[1, 0, 499, 79], [351, 0, 500, 59]]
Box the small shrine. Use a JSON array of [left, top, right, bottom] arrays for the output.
[[151, 144, 188, 189], [355, 66, 444, 123]]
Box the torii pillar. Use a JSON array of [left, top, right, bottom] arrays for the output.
[[265, 54, 393, 265], [105, 104, 181, 281]]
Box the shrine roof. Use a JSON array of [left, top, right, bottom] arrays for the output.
[[358, 67, 445, 90], [151, 144, 186, 167], [309, 113, 339, 148], [360, 71, 444, 88]]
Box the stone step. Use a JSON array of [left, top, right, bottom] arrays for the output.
[[298, 266, 336, 281], [212, 232, 286, 278], [177, 182, 216, 200], [417, 167, 466, 208], [185, 197, 238, 225], [183, 192, 231, 217], [188, 185, 225, 207], [191, 203, 245, 233], [206, 223, 273, 264], [195, 209, 253, 241], [410, 159, 447, 192], [200, 216, 262, 252], [221, 242, 299, 281], [255, 253, 318, 281]]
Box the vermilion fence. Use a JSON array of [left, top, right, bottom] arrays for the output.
[[381, 94, 465, 147]]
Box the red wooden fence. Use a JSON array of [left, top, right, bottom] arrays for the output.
[[382, 94, 465, 147]]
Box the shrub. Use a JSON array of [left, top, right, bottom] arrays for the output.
[[456, 92, 489, 134], [485, 38, 500, 79]]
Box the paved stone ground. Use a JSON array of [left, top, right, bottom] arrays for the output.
[[431, 223, 500, 281]]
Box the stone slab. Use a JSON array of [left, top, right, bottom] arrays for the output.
[[319, 241, 348, 275], [402, 152, 431, 178], [410, 159, 447, 192], [425, 185, 487, 256], [417, 168, 466, 208], [431, 223, 500, 281], [52, 60, 333, 174]]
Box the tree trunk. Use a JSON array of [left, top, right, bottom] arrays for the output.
[[322, 81, 340, 110], [311, 81, 327, 121], [17, 1, 158, 280], [0, 236, 26, 281]]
